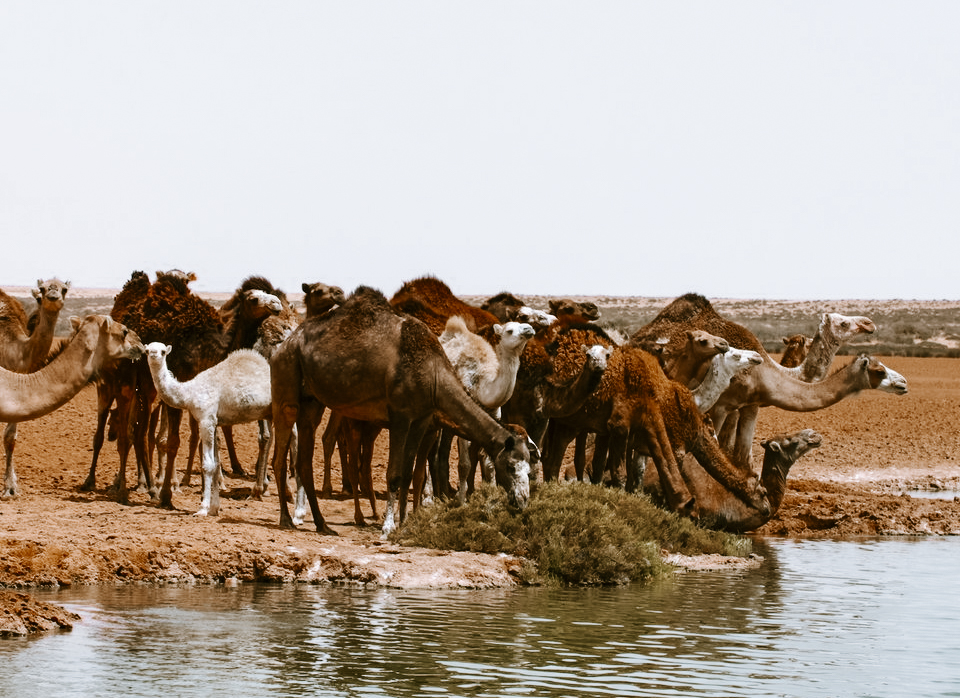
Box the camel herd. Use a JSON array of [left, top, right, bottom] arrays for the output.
[[0, 273, 909, 536]]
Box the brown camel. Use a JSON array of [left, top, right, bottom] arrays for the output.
[[0, 278, 71, 498], [780, 334, 812, 368], [0, 315, 143, 496], [658, 329, 730, 387], [644, 429, 822, 532], [547, 298, 601, 322], [539, 328, 768, 518], [302, 281, 346, 318], [390, 275, 499, 334], [269, 286, 535, 536], [630, 294, 886, 471]]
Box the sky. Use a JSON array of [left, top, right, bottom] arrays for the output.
[[2, 2, 958, 300]]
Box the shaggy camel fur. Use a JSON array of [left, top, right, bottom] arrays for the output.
[[145, 343, 273, 516], [540, 328, 768, 518], [0, 278, 70, 498], [780, 334, 812, 368], [630, 294, 884, 471], [0, 315, 142, 496], [390, 275, 500, 334], [479, 293, 556, 329], [659, 329, 730, 387], [644, 429, 822, 533], [269, 286, 535, 536]]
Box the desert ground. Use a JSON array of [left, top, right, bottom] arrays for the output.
[[3, 291, 960, 632]]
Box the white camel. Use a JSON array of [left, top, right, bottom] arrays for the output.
[[436, 316, 535, 504], [693, 347, 764, 412], [144, 342, 274, 517]]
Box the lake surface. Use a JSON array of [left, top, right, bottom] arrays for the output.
[[3, 537, 960, 698]]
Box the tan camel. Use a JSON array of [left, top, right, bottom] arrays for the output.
[[269, 286, 535, 536], [145, 343, 272, 516], [0, 278, 71, 498], [780, 334, 812, 368], [437, 316, 535, 503], [658, 329, 730, 387], [0, 315, 143, 496], [540, 330, 767, 518], [644, 429, 822, 532]]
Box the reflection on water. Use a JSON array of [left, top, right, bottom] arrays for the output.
[[3, 538, 960, 697]]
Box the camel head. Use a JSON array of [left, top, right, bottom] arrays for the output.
[[720, 347, 763, 373], [144, 341, 172, 370], [32, 278, 70, 310], [156, 269, 197, 285], [492, 425, 535, 510], [516, 306, 556, 329], [820, 312, 876, 344], [683, 329, 729, 359], [761, 428, 822, 466], [548, 298, 601, 322], [243, 289, 284, 318], [494, 322, 536, 353], [78, 315, 143, 363], [582, 343, 614, 372], [302, 282, 346, 318], [780, 334, 813, 368], [857, 354, 909, 395]]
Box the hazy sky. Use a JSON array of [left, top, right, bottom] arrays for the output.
[[2, 2, 958, 300]]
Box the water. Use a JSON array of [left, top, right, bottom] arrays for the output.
[[3, 538, 960, 698]]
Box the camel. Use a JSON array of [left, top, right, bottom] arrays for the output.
[[539, 328, 768, 518], [0, 315, 143, 495], [780, 334, 812, 368], [630, 294, 885, 471], [436, 316, 535, 503], [658, 329, 730, 387], [268, 286, 535, 536], [144, 343, 273, 516], [479, 293, 557, 329], [390, 275, 500, 334], [692, 347, 764, 412], [645, 429, 822, 533], [0, 278, 71, 498], [548, 298, 601, 322], [302, 282, 346, 318]]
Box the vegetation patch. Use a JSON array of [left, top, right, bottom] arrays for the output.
[[392, 482, 749, 586]]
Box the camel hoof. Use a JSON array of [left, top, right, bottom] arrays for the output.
[[79, 478, 95, 492], [319, 524, 338, 536]]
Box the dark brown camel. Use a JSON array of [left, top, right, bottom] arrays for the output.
[[644, 429, 822, 532], [780, 334, 812, 368], [269, 286, 534, 536], [390, 275, 499, 334]]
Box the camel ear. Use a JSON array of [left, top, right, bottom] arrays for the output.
[[31, 287, 41, 301], [70, 316, 82, 331], [494, 324, 503, 336], [763, 439, 783, 453], [165, 344, 173, 355], [63, 280, 71, 292], [302, 282, 311, 293], [526, 437, 541, 463], [503, 434, 516, 451]]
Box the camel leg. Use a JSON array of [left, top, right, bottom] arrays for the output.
[[159, 406, 183, 509], [320, 411, 341, 497], [109, 388, 136, 503], [221, 424, 245, 476], [147, 404, 162, 491], [732, 405, 760, 472], [81, 382, 114, 492], [540, 420, 580, 483], [589, 433, 610, 485], [434, 427, 454, 498], [2, 423, 18, 498], [382, 414, 432, 536], [195, 419, 220, 516], [411, 429, 437, 509], [359, 422, 379, 521], [294, 398, 336, 536], [641, 417, 696, 516], [271, 405, 298, 528]]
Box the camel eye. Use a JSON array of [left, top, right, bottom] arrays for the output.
[[841, 321, 850, 329]]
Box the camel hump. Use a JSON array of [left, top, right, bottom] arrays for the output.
[[440, 315, 470, 339]]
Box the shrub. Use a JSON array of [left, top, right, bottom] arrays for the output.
[[392, 482, 749, 586]]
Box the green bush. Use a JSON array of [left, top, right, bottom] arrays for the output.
[[392, 482, 749, 586]]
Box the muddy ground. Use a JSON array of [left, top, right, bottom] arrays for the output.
[[2, 349, 959, 630]]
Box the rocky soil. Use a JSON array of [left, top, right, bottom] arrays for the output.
[[2, 292, 959, 633]]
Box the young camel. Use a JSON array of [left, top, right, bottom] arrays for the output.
[[144, 343, 273, 517], [0, 315, 143, 496], [0, 278, 71, 498], [644, 429, 822, 533], [437, 316, 535, 503], [269, 286, 535, 537]]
